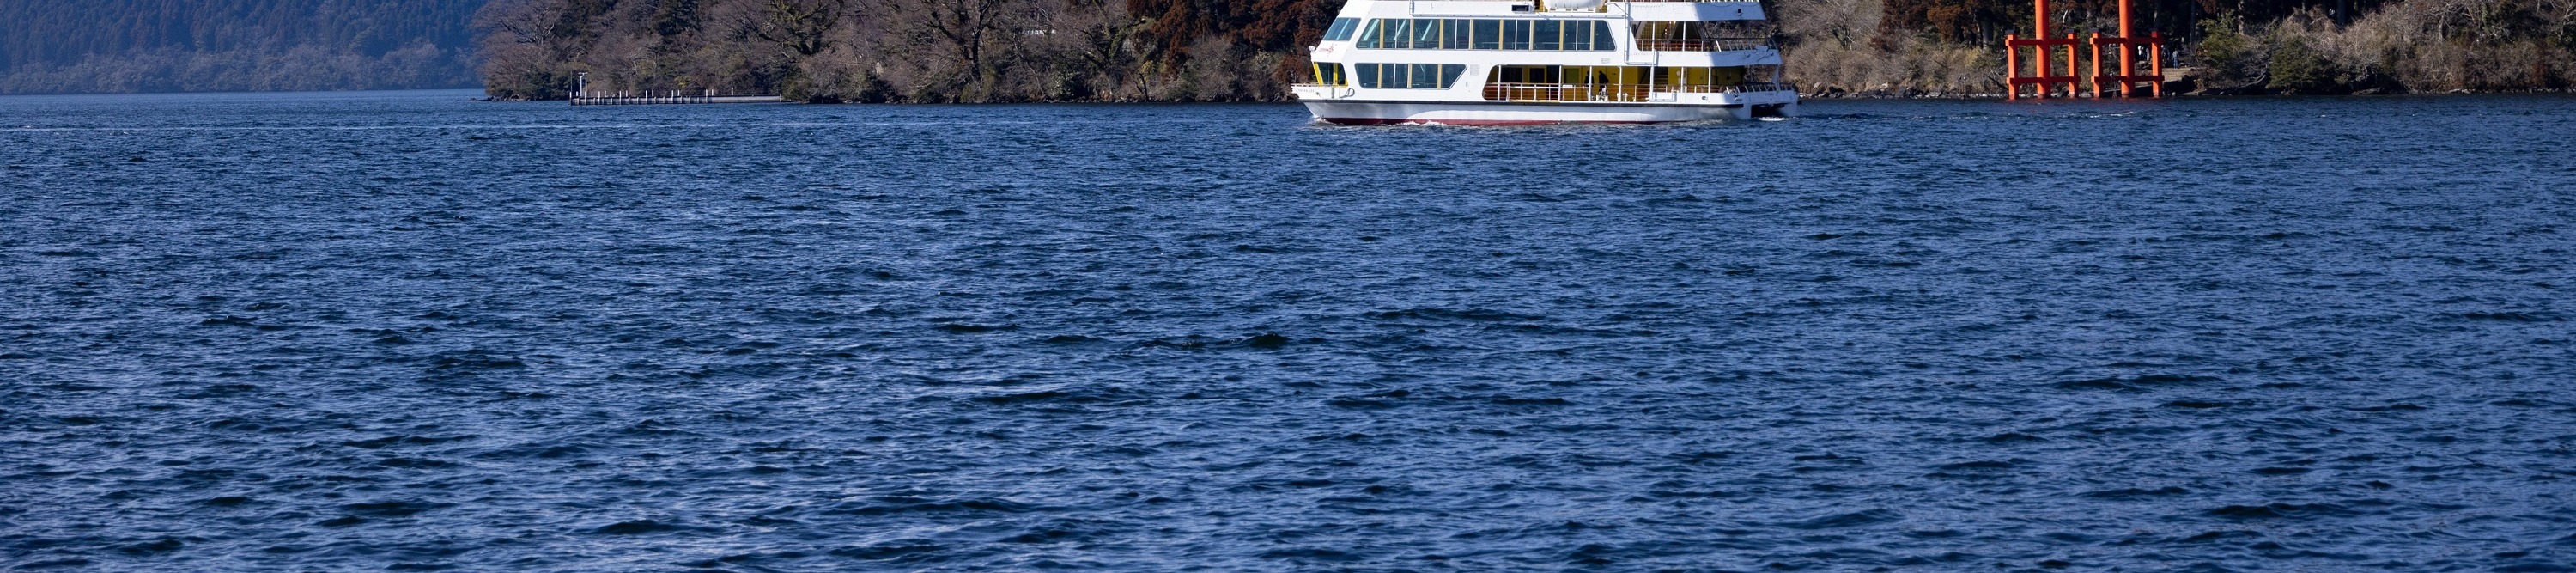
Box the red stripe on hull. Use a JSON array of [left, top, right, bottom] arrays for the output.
[[1317, 118, 1667, 126]]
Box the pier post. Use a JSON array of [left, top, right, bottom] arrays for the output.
[[2117, 0, 2136, 97], [2033, 0, 2050, 99], [2091, 33, 2104, 98], [2005, 34, 2020, 100], [2063, 34, 2077, 98], [2148, 31, 2165, 97]]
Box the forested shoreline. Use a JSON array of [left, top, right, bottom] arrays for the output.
[[474, 0, 1329, 101], [0, 0, 2563, 97], [0, 0, 484, 94], [479, 0, 2571, 101]]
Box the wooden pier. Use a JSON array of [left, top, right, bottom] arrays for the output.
[[570, 73, 786, 106], [571, 92, 787, 106]]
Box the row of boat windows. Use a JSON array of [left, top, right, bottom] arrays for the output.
[[1347, 64, 1470, 89], [1331, 18, 1623, 51], [1314, 64, 1760, 88]]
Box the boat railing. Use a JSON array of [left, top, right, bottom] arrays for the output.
[[1669, 82, 1795, 93], [1454, 0, 1755, 3], [1485, 83, 1576, 101], [1632, 38, 1773, 52], [1484, 82, 1795, 101], [1485, 83, 1668, 101]]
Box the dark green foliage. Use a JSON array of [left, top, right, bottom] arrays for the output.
[[750, 0, 849, 57], [653, 0, 702, 37], [2264, 36, 2339, 92], [2196, 15, 2257, 76], [489, 68, 584, 101]]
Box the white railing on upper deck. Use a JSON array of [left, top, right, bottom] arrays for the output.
[[1633, 38, 1772, 52]]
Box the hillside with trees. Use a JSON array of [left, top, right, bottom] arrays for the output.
[[0, 0, 486, 94], [477, 0, 2568, 101], [1800, 0, 2573, 94], [472, 0, 1337, 101], [0, 0, 2560, 96]]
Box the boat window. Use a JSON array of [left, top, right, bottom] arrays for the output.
[[1312, 63, 1348, 86], [1323, 18, 1359, 41], [1353, 18, 1619, 51], [1370, 64, 1407, 88], [1442, 19, 1473, 49], [1354, 63, 1469, 88], [1627, 21, 1771, 51], [1495, 64, 1562, 84]]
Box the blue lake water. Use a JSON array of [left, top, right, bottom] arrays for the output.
[[3, 89, 2573, 571]]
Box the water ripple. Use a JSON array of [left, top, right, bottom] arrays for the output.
[[2, 90, 2573, 571]]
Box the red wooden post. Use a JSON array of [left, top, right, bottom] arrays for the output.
[[2117, 0, 2136, 97], [2034, 0, 2050, 40], [2063, 34, 2079, 98], [2033, 0, 2049, 99], [2005, 34, 2020, 100], [2090, 33, 2104, 98], [2148, 31, 2165, 97]]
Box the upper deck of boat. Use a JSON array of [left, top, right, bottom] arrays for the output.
[[1350, 0, 1770, 21]]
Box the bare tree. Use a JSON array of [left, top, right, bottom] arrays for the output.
[[882, 0, 1022, 100], [477, 0, 581, 60], [1051, 0, 1151, 97], [737, 0, 851, 57]]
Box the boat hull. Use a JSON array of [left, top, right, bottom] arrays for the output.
[[1300, 99, 1795, 125]]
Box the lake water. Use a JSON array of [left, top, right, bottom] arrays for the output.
[[3, 90, 2573, 571]]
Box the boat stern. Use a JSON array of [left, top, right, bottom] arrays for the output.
[[1716, 84, 1801, 118]]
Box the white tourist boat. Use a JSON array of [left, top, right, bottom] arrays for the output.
[[1294, 0, 1798, 125]]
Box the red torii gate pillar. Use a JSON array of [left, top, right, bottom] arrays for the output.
[[2008, 0, 2163, 99]]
